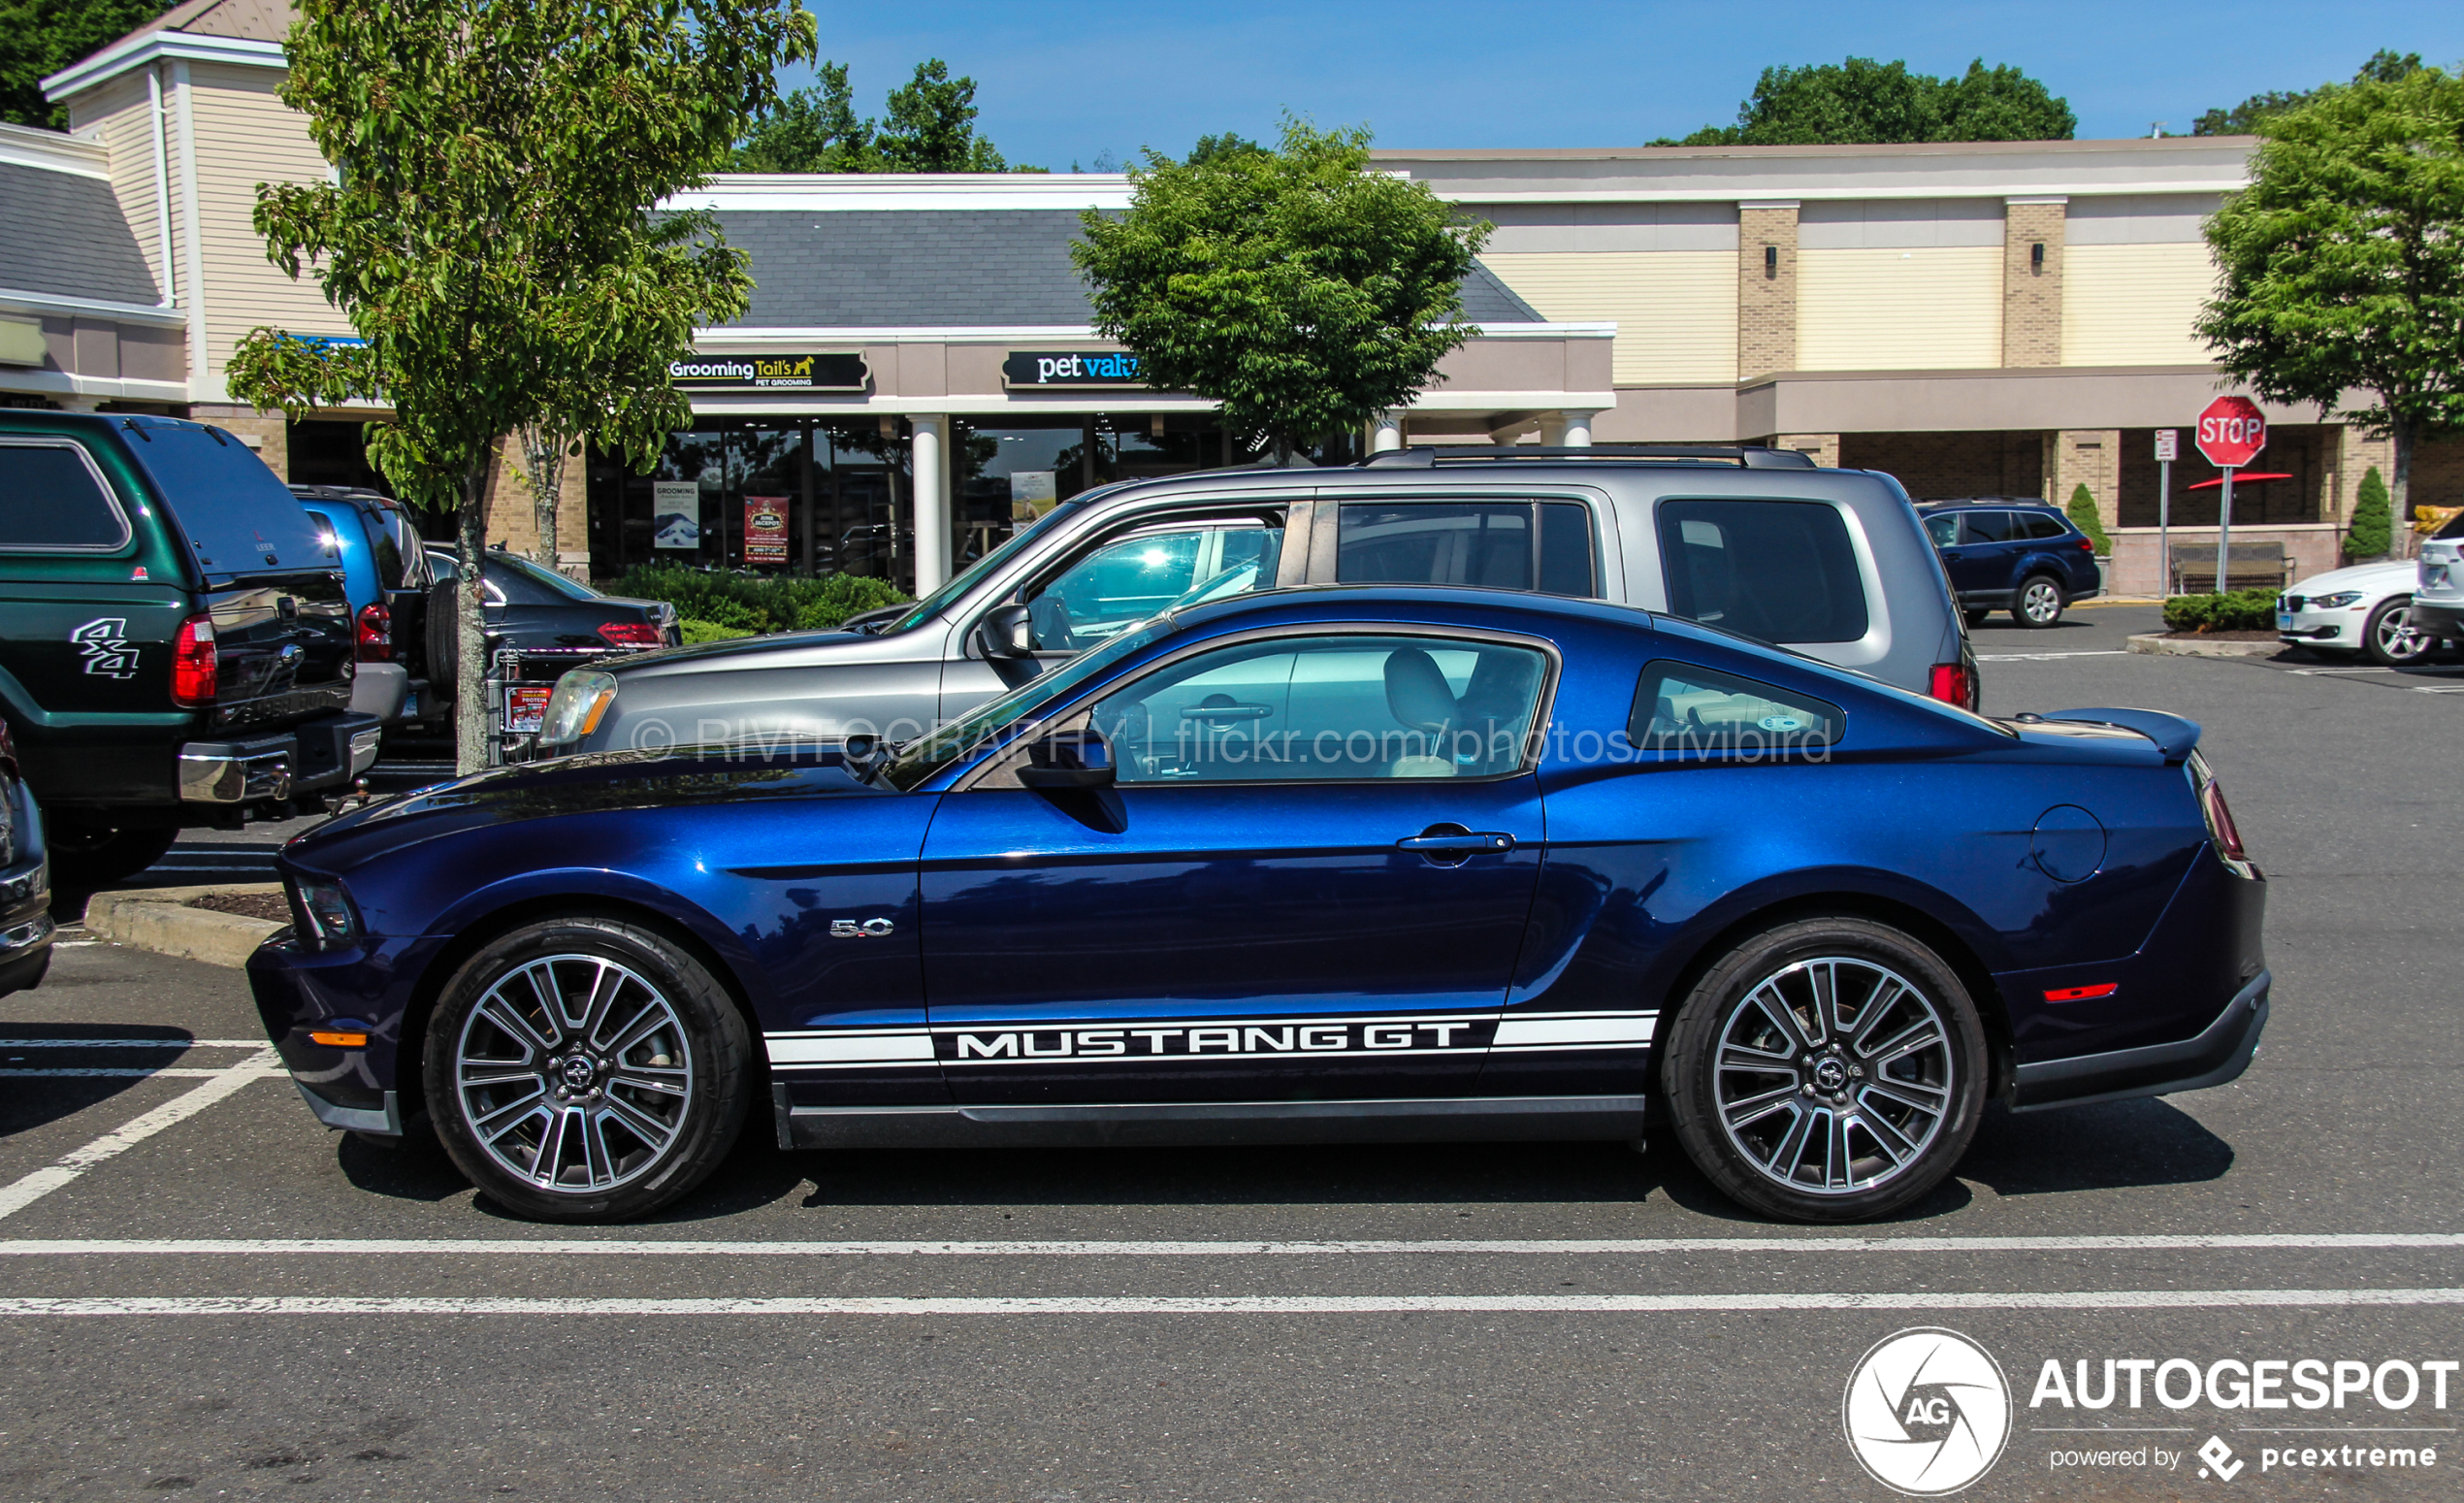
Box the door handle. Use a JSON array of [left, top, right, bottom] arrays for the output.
[[1397, 830, 1515, 853]]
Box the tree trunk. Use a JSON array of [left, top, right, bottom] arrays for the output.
[[2389, 414, 2415, 562], [518, 422, 565, 572], [454, 469, 493, 776]]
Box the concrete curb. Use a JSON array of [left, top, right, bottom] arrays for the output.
[[84, 883, 286, 968], [2126, 633, 2286, 659]]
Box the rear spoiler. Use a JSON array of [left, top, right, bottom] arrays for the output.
[[2046, 706, 2202, 762]]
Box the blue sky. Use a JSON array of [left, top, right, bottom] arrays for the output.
[[797, 0, 2464, 170]]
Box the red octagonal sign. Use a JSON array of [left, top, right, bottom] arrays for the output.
[[2196, 395, 2268, 469]]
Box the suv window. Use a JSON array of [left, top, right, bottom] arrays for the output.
[[1628, 659, 1841, 756], [1923, 512, 1959, 548], [1961, 510, 2015, 544], [1656, 499, 1869, 644], [118, 420, 332, 574], [1335, 501, 1597, 597], [2018, 511, 2069, 540], [1091, 633, 1548, 783], [1022, 518, 1281, 652], [0, 440, 131, 551]]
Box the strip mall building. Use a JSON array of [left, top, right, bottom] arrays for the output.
[[15, 0, 2454, 594]]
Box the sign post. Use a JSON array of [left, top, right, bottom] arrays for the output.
[[2195, 397, 2267, 593], [2154, 429, 2177, 596]]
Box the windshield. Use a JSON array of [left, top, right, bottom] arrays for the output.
[[880, 618, 1168, 791], [118, 418, 335, 578], [881, 501, 1085, 634], [2439, 509, 2464, 540], [491, 551, 603, 601]]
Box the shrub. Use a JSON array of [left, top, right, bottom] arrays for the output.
[[610, 565, 909, 635], [2345, 466, 2391, 560], [2162, 587, 2279, 634], [2065, 483, 2110, 554], [679, 618, 754, 645]]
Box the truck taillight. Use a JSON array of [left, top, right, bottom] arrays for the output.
[[355, 603, 392, 663], [598, 621, 663, 647], [171, 614, 217, 706], [1929, 662, 1974, 709]]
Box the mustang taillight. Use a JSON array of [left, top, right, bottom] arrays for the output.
[[2203, 780, 2248, 862], [355, 603, 392, 663], [171, 614, 217, 706], [1928, 662, 1974, 708], [598, 621, 664, 647]]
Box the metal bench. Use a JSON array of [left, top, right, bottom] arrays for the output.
[[2171, 541, 2289, 595]]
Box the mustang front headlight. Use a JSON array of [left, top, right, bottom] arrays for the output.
[[538, 670, 619, 748], [288, 877, 359, 948], [2312, 591, 2364, 608]]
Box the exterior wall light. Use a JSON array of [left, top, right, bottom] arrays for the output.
[[2031, 242, 2045, 272], [1764, 245, 1778, 277]]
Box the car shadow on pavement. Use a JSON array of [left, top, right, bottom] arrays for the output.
[[1955, 1097, 2233, 1198], [0, 1024, 197, 1139]]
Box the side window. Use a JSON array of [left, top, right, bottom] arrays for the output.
[[0, 441, 132, 551], [1021, 520, 1282, 652], [363, 508, 408, 589], [1627, 659, 1841, 756], [2021, 511, 2069, 540], [1924, 513, 1959, 548], [1655, 498, 1869, 645], [1088, 634, 1548, 784], [1961, 510, 2015, 544], [1336, 501, 1599, 598]]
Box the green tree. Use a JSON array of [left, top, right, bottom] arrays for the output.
[[2346, 465, 2393, 559], [2066, 483, 2111, 554], [1184, 132, 1264, 166], [224, 0, 814, 772], [733, 58, 1017, 172], [2196, 66, 2464, 542], [2193, 49, 2422, 135], [1073, 118, 1490, 463], [1654, 57, 2074, 146], [0, 0, 169, 129]]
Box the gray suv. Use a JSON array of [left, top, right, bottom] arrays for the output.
[[539, 446, 1976, 757]]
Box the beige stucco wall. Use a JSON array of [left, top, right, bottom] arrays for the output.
[[1479, 251, 1735, 383], [1798, 245, 2002, 371], [2062, 243, 2219, 367]]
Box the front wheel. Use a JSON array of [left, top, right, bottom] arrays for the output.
[[2363, 596, 2431, 667], [1661, 917, 1987, 1222], [2012, 574, 2067, 629], [424, 916, 752, 1223]]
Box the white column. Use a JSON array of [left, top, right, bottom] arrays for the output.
[[1369, 412, 1404, 453], [1560, 409, 1597, 448], [910, 414, 949, 594], [1538, 412, 1569, 447]]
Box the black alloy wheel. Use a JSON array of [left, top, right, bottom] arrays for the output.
[[425, 915, 752, 1223], [2013, 574, 2067, 629], [1661, 916, 1988, 1223]]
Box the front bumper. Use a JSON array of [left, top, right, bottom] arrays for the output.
[[180, 711, 382, 804], [247, 925, 437, 1136], [2410, 601, 2464, 639], [0, 782, 52, 997]]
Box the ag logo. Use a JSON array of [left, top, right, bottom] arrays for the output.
[[1843, 1327, 2011, 1495], [70, 618, 138, 678]]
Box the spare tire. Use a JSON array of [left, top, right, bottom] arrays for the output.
[[426, 575, 460, 702]]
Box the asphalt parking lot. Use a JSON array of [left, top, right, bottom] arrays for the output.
[[4, 603, 2458, 1502]]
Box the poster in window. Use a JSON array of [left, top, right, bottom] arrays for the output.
[[1009, 469, 1057, 522], [744, 495, 790, 565], [652, 481, 700, 550]]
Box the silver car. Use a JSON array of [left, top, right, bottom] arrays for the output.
[[538, 447, 1977, 757]]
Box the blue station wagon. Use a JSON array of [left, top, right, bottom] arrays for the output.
[[248, 587, 2266, 1225], [1920, 500, 2104, 629]]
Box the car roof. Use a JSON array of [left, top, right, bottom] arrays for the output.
[[1914, 498, 2063, 512], [1170, 582, 1652, 637]]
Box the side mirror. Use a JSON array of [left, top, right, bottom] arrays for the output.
[[1018, 727, 1114, 789], [977, 603, 1033, 659]]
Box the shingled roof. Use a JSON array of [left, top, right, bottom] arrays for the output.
[[0, 158, 160, 305], [710, 209, 1543, 329]]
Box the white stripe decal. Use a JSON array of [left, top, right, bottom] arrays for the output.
[[5, 1289, 2460, 1318], [1494, 1016, 1656, 1048], [764, 1033, 934, 1065], [6, 1233, 2459, 1258], [0, 1051, 279, 1225], [0, 1039, 266, 1050]]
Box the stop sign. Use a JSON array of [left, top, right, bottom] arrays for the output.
[[2196, 395, 2268, 468]]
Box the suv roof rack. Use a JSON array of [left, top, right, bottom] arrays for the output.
[[1360, 443, 1819, 470]]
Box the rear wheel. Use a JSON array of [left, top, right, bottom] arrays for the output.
[[1661, 916, 1987, 1222], [2013, 574, 2066, 629], [424, 916, 752, 1223], [47, 821, 178, 887], [2363, 596, 2431, 667]]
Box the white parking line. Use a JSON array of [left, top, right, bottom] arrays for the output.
[[2289, 668, 2393, 675], [0, 1068, 270, 1079], [0, 1050, 278, 1225], [5, 1288, 2460, 1318], [5, 1233, 2459, 1258], [2413, 685, 2464, 694], [1974, 651, 2129, 662]]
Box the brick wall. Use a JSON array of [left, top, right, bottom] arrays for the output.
[[2001, 200, 2064, 368], [1839, 431, 2045, 500], [482, 435, 589, 569], [194, 404, 287, 479], [1772, 432, 1838, 467], [1737, 205, 1799, 381], [2052, 430, 2122, 531]]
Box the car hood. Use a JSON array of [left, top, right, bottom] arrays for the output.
[[2286, 559, 2415, 596], [603, 627, 862, 676]]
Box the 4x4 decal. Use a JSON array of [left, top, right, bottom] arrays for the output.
[[70, 618, 137, 678]]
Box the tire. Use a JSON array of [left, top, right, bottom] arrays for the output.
[[2363, 596, 2431, 668], [1961, 607, 1991, 629], [47, 821, 178, 887], [424, 577, 459, 702], [424, 915, 752, 1223], [1660, 916, 1988, 1223], [2012, 574, 2066, 629]]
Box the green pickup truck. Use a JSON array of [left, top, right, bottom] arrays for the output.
[[1, 411, 381, 885]]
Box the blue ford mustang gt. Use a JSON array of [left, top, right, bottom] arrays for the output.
[[248, 586, 2267, 1224]]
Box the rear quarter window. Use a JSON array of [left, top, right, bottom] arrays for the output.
[[1628, 659, 1842, 755], [1655, 498, 1868, 644], [2020, 512, 2069, 540], [0, 440, 131, 551]]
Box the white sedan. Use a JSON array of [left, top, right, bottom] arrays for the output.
[[2277, 559, 2451, 666]]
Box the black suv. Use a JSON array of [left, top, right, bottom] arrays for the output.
[[1917, 499, 2104, 629], [0, 413, 382, 884]]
